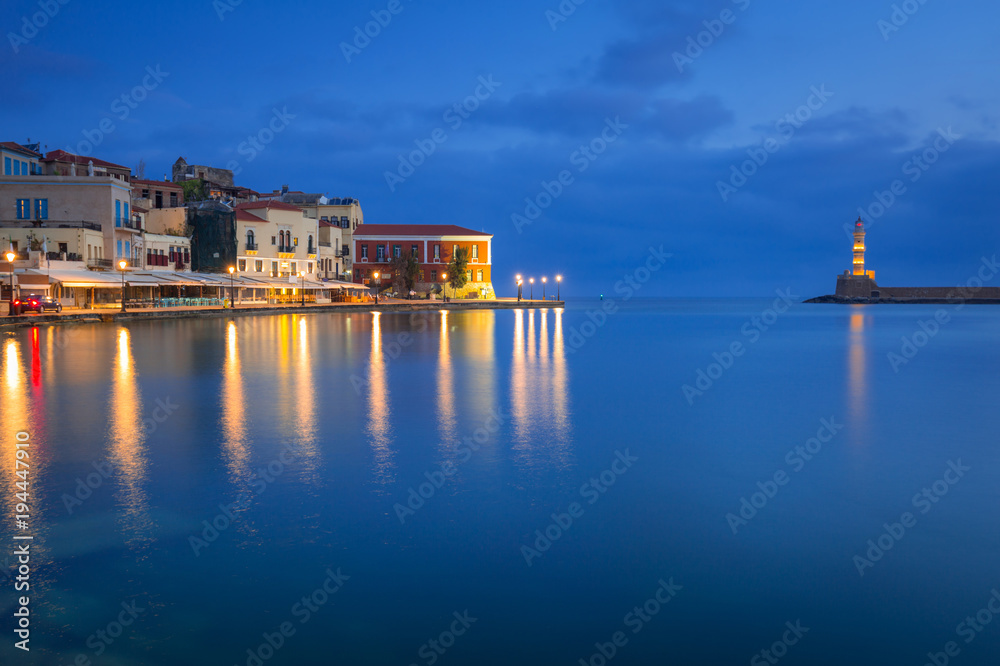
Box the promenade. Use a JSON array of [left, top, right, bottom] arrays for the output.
[[0, 297, 564, 328]]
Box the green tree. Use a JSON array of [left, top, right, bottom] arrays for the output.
[[182, 179, 207, 202], [389, 253, 420, 296], [446, 247, 469, 292]]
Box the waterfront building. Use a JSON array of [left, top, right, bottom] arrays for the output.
[[172, 157, 259, 204], [353, 224, 494, 298], [143, 233, 191, 271], [0, 147, 137, 268], [234, 200, 319, 279], [1, 141, 43, 176]]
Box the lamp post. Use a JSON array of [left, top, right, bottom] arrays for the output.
[[299, 271, 306, 307], [373, 271, 380, 305], [228, 266, 236, 309], [118, 259, 128, 313], [441, 273, 447, 303], [5, 250, 15, 315], [556, 274, 562, 301], [529, 278, 534, 301], [542, 276, 547, 301], [516, 274, 522, 302]]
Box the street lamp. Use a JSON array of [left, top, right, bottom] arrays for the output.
[[299, 271, 306, 307], [542, 276, 547, 301], [118, 259, 128, 313], [516, 275, 522, 303], [373, 271, 380, 305], [228, 266, 236, 309], [5, 250, 15, 315], [556, 274, 562, 301], [529, 277, 534, 301], [441, 273, 447, 303]]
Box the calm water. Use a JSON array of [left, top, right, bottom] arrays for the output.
[[1, 300, 999, 665]]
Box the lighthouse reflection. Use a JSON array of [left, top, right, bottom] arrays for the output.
[[511, 308, 572, 469], [847, 310, 869, 442], [367, 312, 396, 485]]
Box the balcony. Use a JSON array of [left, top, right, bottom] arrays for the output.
[[245, 242, 258, 251], [0, 219, 102, 231], [278, 245, 294, 254], [88, 258, 114, 269]]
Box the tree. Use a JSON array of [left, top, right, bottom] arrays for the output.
[[446, 247, 469, 292], [182, 179, 208, 202], [389, 253, 420, 297]]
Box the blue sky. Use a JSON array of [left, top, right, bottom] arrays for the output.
[[3, 0, 999, 296]]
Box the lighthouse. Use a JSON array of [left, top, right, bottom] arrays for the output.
[[852, 218, 866, 276]]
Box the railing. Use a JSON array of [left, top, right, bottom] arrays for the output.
[[246, 242, 258, 251], [88, 258, 114, 269], [307, 245, 315, 255], [0, 220, 102, 231], [278, 245, 294, 253]]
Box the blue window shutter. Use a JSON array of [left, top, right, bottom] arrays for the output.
[[40, 199, 47, 219], [117, 240, 122, 258], [3, 157, 9, 175], [115, 201, 121, 227], [13, 160, 20, 176], [125, 241, 130, 258]]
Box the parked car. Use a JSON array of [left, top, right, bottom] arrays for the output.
[[20, 294, 62, 313]]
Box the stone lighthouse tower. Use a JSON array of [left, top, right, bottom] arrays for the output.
[[852, 217, 866, 276]]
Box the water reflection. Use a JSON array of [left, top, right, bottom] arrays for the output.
[[292, 316, 320, 481], [847, 310, 869, 443], [220, 321, 250, 492], [437, 311, 457, 451], [1, 339, 27, 528], [108, 328, 153, 549], [367, 313, 395, 485], [510, 308, 573, 469]]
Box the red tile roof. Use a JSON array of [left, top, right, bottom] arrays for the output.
[[131, 178, 183, 189], [236, 210, 266, 222], [0, 142, 42, 157], [353, 224, 491, 238], [42, 149, 129, 171], [234, 200, 302, 213]]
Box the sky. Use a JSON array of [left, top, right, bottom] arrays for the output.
[[2, 0, 999, 297]]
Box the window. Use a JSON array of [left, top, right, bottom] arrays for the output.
[[117, 240, 123, 258], [431, 270, 437, 282], [169, 192, 178, 207], [13, 160, 21, 176], [271, 260, 278, 276], [34, 199, 48, 220], [467, 269, 473, 282], [253, 260, 261, 272], [376, 245, 384, 261], [141, 189, 149, 199], [393, 244, 401, 258], [419, 270, 424, 281], [15, 199, 29, 219], [361, 244, 369, 259], [477, 269, 483, 282], [411, 244, 418, 257], [434, 244, 440, 260], [3, 157, 9, 175], [291, 262, 298, 274], [452, 244, 458, 258], [471, 245, 478, 259], [238, 259, 247, 271], [247, 230, 255, 248], [115, 200, 121, 227], [21, 161, 27, 174], [271, 236, 277, 246], [293, 237, 298, 247], [307, 262, 313, 273], [124, 202, 129, 224]]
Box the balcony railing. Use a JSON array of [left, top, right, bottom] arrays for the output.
[[246, 242, 258, 251], [278, 245, 294, 254], [88, 258, 114, 269], [0, 220, 102, 231], [307, 245, 315, 255]]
